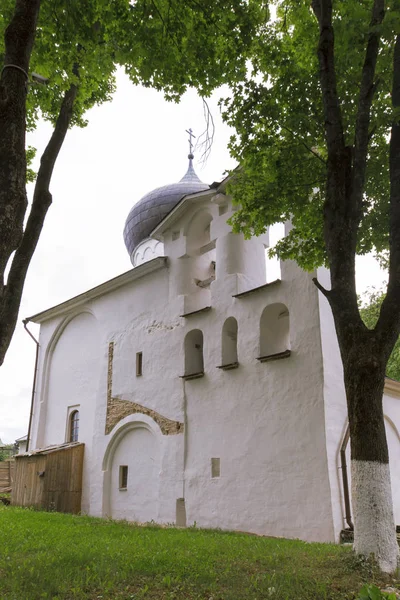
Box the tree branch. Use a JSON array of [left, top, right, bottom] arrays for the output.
[[8, 83, 77, 288], [312, 0, 359, 320], [150, 0, 181, 52], [3, 0, 41, 72], [376, 34, 400, 349], [312, 276, 331, 299], [0, 0, 41, 288], [311, 0, 345, 157], [281, 125, 326, 164], [0, 84, 77, 365], [352, 0, 385, 211]]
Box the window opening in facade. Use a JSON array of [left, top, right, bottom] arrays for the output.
[[259, 303, 290, 359], [119, 465, 128, 490], [220, 317, 238, 368], [69, 410, 79, 442], [136, 352, 143, 376], [184, 329, 204, 378], [265, 223, 284, 283], [211, 458, 221, 478]]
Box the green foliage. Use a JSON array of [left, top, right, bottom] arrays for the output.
[[357, 584, 398, 600], [0, 0, 264, 168], [221, 0, 399, 270], [0, 444, 14, 461], [26, 146, 37, 183], [359, 286, 400, 380], [0, 506, 390, 599]]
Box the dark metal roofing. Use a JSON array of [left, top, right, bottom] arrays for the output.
[[123, 156, 209, 259]]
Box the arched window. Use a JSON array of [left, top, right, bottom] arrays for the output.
[[69, 410, 79, 442], [220, 317, 238, 369], [259, 303, 290, 360], [184, 329, 204, 378]]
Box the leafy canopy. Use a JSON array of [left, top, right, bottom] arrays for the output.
[[359, 286, 400, 380], [222, 0, 400, 271], [0, 0, 264, 132]]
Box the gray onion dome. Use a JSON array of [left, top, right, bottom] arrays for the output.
[[123, 155, 209, 258]]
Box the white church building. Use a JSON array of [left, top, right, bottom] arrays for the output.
[[23, 153, 400, 543]]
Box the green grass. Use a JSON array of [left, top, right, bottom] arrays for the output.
[[0, 506, 387, 600]]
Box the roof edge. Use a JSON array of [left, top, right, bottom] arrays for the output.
[[150, 169, 235, 239], [26, 256, 168, 324], [16, 441, 84, 457], [150, 188, 216, 239]]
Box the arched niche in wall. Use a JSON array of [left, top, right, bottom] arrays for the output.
[[184, 329, 204, 378], [102, 419, 161, 523], [132, 237, 164, 267], [42, 311, 101, 448], [265, 223, 285, 283], [186, 210, 213, 254], [182, 210, 216, 304], [259, 303, 290, 359], [220, 317, 238, 368], [39, 310, 102, 515]]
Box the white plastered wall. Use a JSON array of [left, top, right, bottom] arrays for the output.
[[30, 265, 185, 522], [100, 413, 184, 523], [29, 191, 336, 541], [159, 201, 334, 541], [31, 311, 102, 512], [316, 267, 349, 540]]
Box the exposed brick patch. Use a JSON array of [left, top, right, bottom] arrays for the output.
[[107, 342, 114, 403], [105, 397, 184, 435], [105, 342, 184, 436]]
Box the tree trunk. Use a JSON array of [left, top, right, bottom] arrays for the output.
[[311, 0, 400, 574], [340, 328, 399, 572], [0, 0, 41, 364], [0, 0, 41, 283], [0, 82, 77, 366]]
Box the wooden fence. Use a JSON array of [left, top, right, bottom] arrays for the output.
[[12, 443, 84, 514], [0, 460, 14, 492]]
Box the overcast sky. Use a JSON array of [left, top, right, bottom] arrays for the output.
[[0, 70, 386, 444]]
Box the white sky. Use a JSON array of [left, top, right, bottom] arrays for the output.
[[0, 70, 387, 444]]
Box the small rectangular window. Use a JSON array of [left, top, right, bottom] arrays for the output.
[[119, 465, 128, 489], [136, 352, 143, 376], [211, 458, 220, 478]]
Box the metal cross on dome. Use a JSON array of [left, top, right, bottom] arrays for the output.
[[186, 128, 196, 155]]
